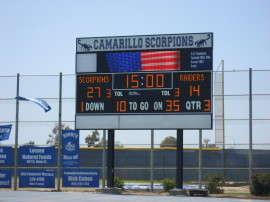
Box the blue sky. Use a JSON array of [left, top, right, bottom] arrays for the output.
[[1, 0, 270, 75], [1, 0, 270, 148]]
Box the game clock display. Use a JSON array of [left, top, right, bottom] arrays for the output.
[[76, 71, 212, 114]]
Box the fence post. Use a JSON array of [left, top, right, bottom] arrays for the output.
[[102, 130, 106, 188], [176, 129, 183, 189], [57, 72, 62, 191], [249, 68, 253, 185], [150, 129, 154, 192], [14, 73, 20, 191], [107, 129, 114, 187], [199, 129, 202, 189]]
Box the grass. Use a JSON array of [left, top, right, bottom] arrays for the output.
[[222, 193, 250, 196]]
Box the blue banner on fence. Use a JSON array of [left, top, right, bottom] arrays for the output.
[[19, 170, 55, 188], [0, 170, 12, 188], [0, 147, 12, 164], [62, 130, 79, 167], [0, 124, 12, 141], [19, 146, 55, 165], [15, 96, 51, 112], [62, 169, 99, 187]]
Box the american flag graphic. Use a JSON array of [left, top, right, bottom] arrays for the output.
[[106, 51, 180, 72]]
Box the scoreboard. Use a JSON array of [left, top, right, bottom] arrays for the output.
[[75, 33, 213, 130], [77, 71, 211, 114]]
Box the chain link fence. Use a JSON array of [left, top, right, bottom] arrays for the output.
[[0, 69, 270, 189]]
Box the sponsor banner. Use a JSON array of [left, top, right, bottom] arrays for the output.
[[0, 124, 12, 141], [62, 169, 99, 187], [19, 170, 55, 188], [62, 130, 80, 167], [0, 170, 12, 188], [190, 49, 212, 69], [19, 146, 55, 165], [0, 147, 12, 164], [77, 33, 213, 52]]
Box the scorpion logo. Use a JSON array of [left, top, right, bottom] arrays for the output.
[[195, 34, 211, 47], [78, 39, 92, 51]]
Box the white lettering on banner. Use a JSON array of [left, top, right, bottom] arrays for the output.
[[63, 155, 72, 160], [0, 181, 10, 185], [30, 148, 45, 153], [68, 176, 78, 181], [22, 154, 39, 160], [0, 128, 10, 133], [0, 154, 7, 158], [38, 155, 52, 160], [63, 132, 79, 139], [0, 173, 6, 178]]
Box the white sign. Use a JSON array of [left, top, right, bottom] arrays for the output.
[[77, 33, 213, 52]]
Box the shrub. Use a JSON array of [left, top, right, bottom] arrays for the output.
[[204, 173, 225, 194], [162, 178, 176, 192], [250, 173, 270, 196], [114, 176, 125, 190]]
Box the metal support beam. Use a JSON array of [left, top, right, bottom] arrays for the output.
[[57, 72, 62, 191], [150, 129, 154, 192], [199, 129, 202, 189], [107, 129, 115, 187], [176, 129, 183, 189], [249, 68, 253, 185], [102, 130, 106, 188], [14, 73, 20, 191]]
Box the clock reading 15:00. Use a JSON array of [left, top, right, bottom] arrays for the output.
[[76, 71, 212, 114], [113, 73, 172, 89]]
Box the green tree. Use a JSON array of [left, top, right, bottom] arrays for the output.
[[23, 141, 35, 146], [160, 136, 177, 148], [46, 123, 72, 146], [203, 138, 217, 148], [85, 130, 100, 147], [85, 132, 124, 148]]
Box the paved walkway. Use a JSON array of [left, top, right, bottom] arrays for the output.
[[0, 191, 269, 202]]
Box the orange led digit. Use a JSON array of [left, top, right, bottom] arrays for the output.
[[131, 75, 139, 88], [81, 101, 84, 112], [173, 100, 180, 111], [204, 100, 211, 111], [126, 74, 129, 88], [106, 89, 112, 98], [146, 74, 154, 87], [87, 87, 94, 98], [174, 88, 180, 97], [156, 74, 164, 87], [165, 100, 173, 111], [94, 87, 101, 98]]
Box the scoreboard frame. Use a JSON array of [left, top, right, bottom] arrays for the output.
[[75, 33, 213, 130]]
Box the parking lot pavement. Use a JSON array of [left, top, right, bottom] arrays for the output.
[[0, 191, 269, 202]]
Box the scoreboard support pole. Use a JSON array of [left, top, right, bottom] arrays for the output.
[[107, 129, 115, 188], [176, 129, 184, 189]]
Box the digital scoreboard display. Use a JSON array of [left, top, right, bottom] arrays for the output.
[[75, 33, 213, 129], [76, 71, 211, 114]]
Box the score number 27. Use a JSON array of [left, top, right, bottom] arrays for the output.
[[87, 87, 112, 98]]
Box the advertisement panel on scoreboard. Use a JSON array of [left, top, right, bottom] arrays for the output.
[[75, 33, 213, 130]]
